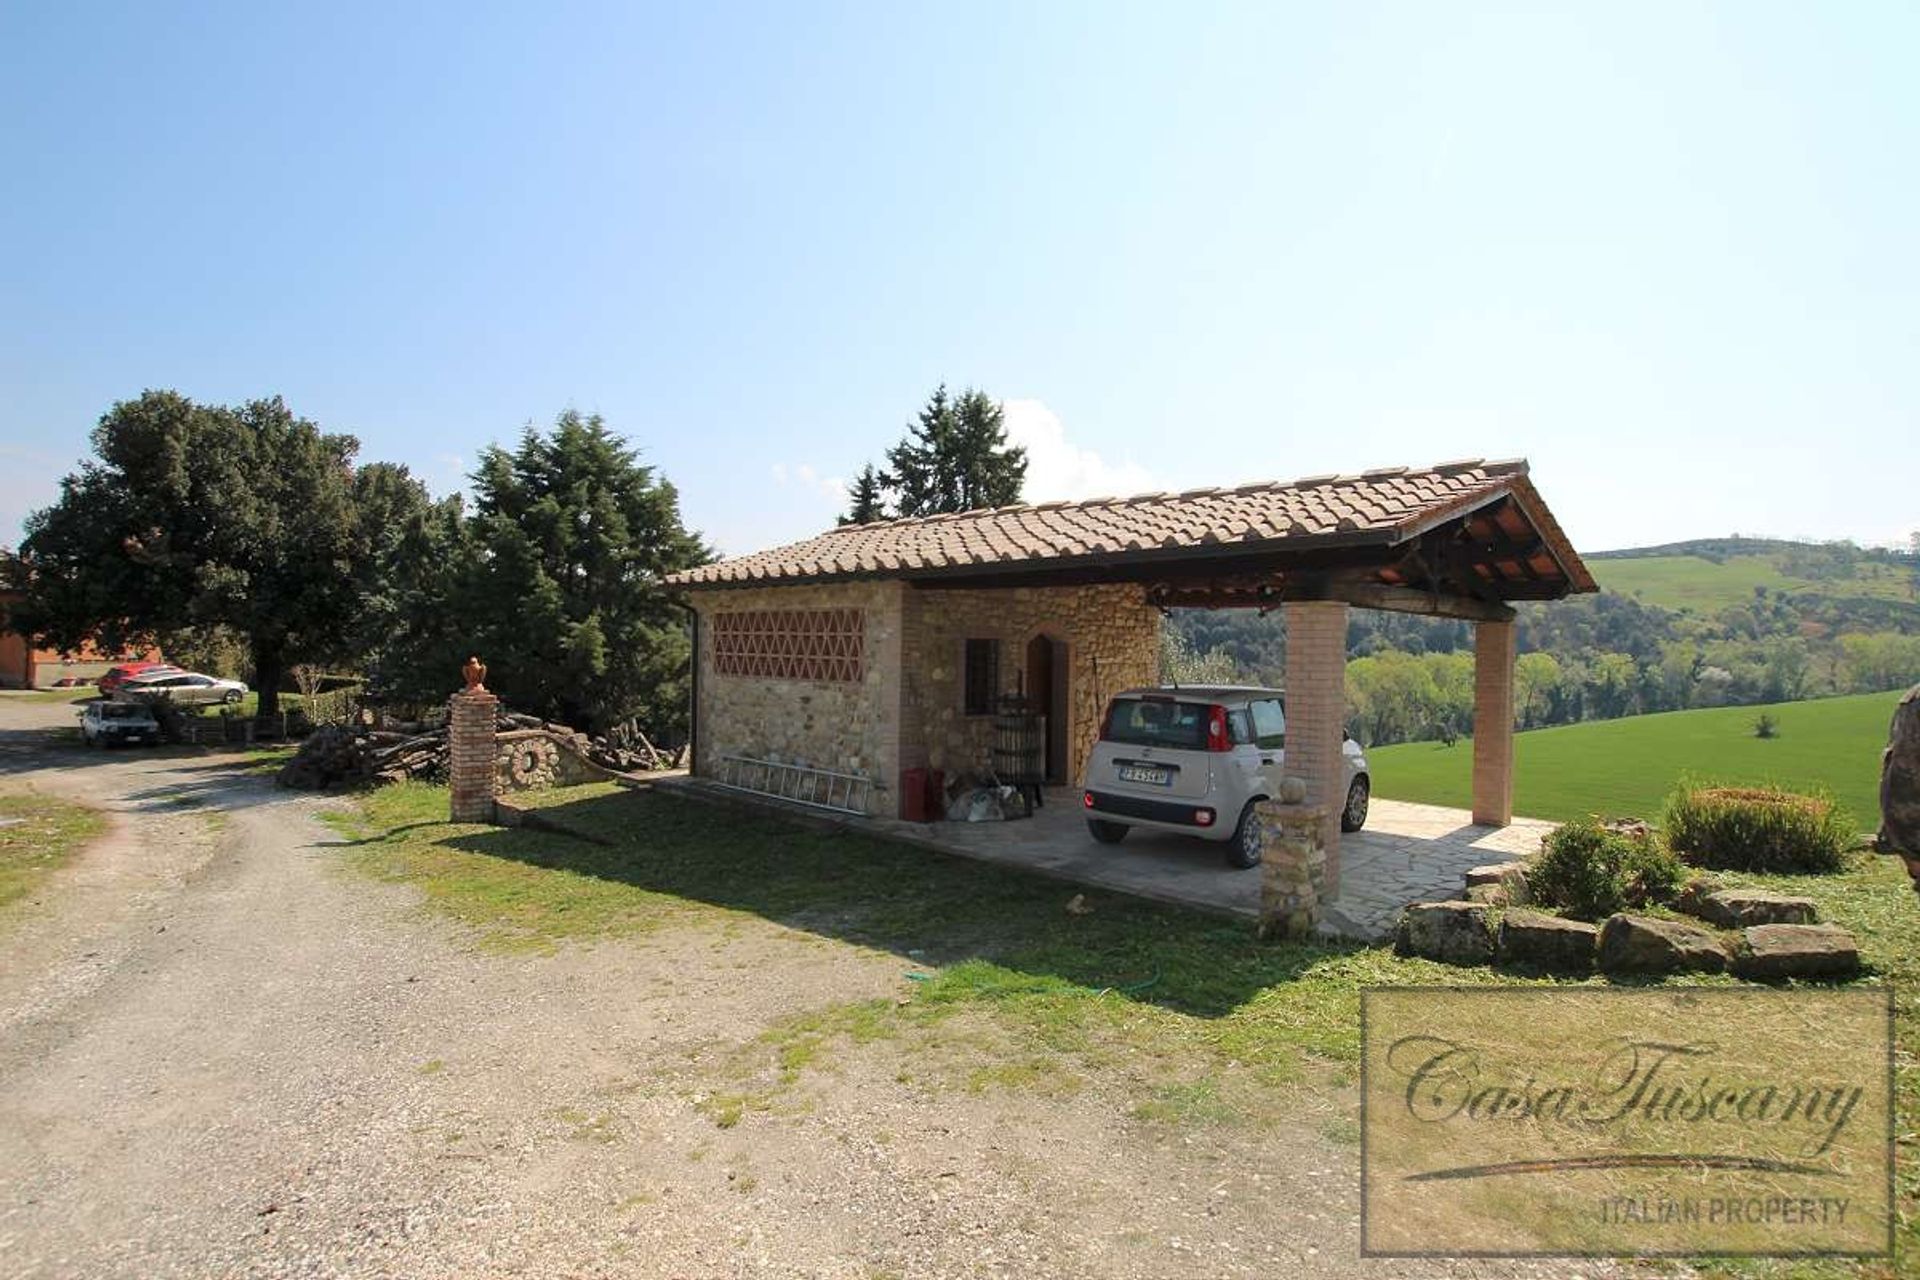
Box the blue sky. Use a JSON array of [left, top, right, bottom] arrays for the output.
[[3, 2, 1914, 559]]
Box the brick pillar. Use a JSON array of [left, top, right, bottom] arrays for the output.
[[1472, 619, 1516, 827], [450, 688, 500, 824], [1284, 600, 1348, 899]]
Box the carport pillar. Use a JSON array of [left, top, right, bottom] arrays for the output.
[[1283, 601, 1348, 899], [1472, 619, 1516, 827]]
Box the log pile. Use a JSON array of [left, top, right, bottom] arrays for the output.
[[274, 707, 686, 791], [588, 714, 687, 774], [274, 721, 451, 790]]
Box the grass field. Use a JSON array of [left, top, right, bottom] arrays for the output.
[[1594, 552, 1917, 611], [0, 789, 104, 919], [330, 778, 1920, 1270], [1368, 690, 1902, 827]]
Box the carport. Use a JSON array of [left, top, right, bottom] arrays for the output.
[[666, 457, 1595, 908]]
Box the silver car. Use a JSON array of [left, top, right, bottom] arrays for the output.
[[1079, 685, 1370, 868], [116, 670, 249, 707]]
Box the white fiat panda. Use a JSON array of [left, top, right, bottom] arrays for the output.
[[1079, 686, 1370, 868]]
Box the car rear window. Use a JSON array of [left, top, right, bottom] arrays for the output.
[[1101, 698, 1213, 749]]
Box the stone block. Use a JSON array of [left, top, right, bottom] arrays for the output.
[[1596, 914, 1727, 974], [1465, 861, 1530, 906], [1396, 901, 1496, 966], [1731, 924, 1861, 981], [1876, 684, 1919, 863], [1497, 910, 1598, 971], [1673, 875, 1727, 915], [1689, 889, 1818, 928]]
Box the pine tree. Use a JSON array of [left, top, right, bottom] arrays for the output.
[[839, 464, 890, 525], [881, 385, 1027, 517], [947, 388, 1025, 511]]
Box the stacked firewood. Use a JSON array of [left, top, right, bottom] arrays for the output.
[[588, 714, 687, 773], [274, 707, 686, 791], [274, 720, 451, 790]]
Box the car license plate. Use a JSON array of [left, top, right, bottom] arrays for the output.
[[1118, 764, 1172, 786]]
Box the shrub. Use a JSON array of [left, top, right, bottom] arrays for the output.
[[1663, 784, 1854, 874], [1530, 818, 1686, 921], [1752, 712, 1778, 739]]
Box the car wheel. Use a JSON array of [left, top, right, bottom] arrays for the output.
[[1086, 818, 1129, 845], [1225, 800, 1264, 869], [224, 690, 243, 704], [1341, 776, 1370, 833]]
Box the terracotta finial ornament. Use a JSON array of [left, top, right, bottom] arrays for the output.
[[462, 655, 488, 693]]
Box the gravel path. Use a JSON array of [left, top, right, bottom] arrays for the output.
[[0, 696, 1628, 1278]]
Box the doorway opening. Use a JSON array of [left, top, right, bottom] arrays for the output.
[[1024, 633, 1070, 784]]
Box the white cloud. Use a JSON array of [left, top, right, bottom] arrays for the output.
[[771, 461, 847, 505], [1000, 398, 1156, 502]]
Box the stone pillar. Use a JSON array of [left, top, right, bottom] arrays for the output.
[[1284, 600, 1348, 899], [450, 687, 500, 824], [1877, 684, 1920, 890], [1256, 780, 1327, 939], [1472, 618, 1516, 827]]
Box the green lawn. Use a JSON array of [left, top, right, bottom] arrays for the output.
[[328, 778, 1920, 1270], [0, 789, 104, 917], [1368, 690, 1901, 828], [1595, 552, 1917, 611]]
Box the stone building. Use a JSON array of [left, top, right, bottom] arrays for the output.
[[666, 458, 1594, 882]]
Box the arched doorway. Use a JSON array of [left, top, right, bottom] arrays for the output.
[[1025, 633, 1070, 784]]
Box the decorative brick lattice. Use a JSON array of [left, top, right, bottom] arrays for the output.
[[712, 608, 864, 683]]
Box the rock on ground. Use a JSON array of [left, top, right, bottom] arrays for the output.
[[1878, 684, 1920, 878], [1596, 914, 1728, 974], [1497, 911, 1597, 971], [1732, 923, 1862, 981], [1395, 901, 1496, 966], [1464, 862, 1530, 906], [1688, 889, 1818, 928]]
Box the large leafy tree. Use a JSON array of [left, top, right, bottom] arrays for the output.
[[17, 391, 371, 716], [370, 411, 710, 733], [881, 385, 1026, 517]]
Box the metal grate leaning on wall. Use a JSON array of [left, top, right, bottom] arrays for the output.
[[711, 608, 865, 682]]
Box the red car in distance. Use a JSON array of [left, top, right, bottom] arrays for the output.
[[97, 661, 178, 695]]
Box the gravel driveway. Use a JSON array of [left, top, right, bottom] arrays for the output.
[[0, 696, 1622, 1279]]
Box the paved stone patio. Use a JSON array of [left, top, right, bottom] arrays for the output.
[[671, 779, 1554, 942]]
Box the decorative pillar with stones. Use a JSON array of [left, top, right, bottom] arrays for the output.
[[1283, 600, 1347, 899], [1257, 777, 1327, 939], [1471, 619, 1517, 827], [450, 656, 499, 824]]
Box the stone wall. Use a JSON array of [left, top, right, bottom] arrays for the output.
[[899, 584, 1159, 783], [494, 729, 614, 791], [685, 579, 1158, 814], [685, 581, 906, 814]]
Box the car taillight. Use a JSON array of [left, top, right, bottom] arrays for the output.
[[1083, 790, 1096, 809], [1206, 704, 1231, 752]]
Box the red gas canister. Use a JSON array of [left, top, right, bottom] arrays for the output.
[[901, 767, 930, 822]]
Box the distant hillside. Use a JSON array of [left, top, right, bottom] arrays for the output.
[[1587, 537, 1917, 612], [1162, 534, 1920, 749], [1367, 689, 1901, 824]]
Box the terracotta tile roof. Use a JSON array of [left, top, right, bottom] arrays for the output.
[[669, 458, 1593, 592]]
